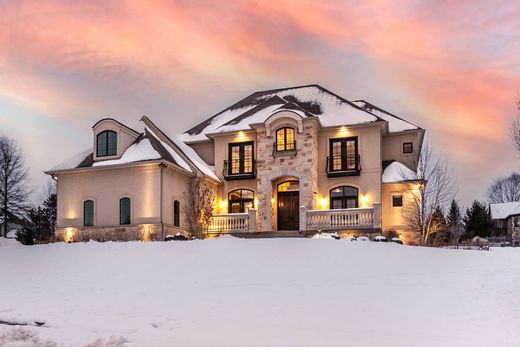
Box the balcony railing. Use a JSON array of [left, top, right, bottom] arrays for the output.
[[208, 209, 257, 234], [326, 154, 361, 177], [300, 204, 381, 232], [223, 159, 256, 180]]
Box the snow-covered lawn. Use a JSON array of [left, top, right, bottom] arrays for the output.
[[1, 238, 519, 346]]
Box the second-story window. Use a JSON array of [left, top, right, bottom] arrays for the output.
[[276, 127, 295, 151], [403, 142, 413, 154], [97, 130, 117, 157], [329, 137, 358, 172], [229, 142, 254, 175]]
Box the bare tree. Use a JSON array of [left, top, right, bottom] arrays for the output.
[[512, 94, 520, 154], [486, 172, 520, 203], [401, 142, 456, 245], [183, 178, 215, 239], [0, 135, 30, 237]]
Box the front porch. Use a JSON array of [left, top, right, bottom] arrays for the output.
[[207, 203, 381, 236]]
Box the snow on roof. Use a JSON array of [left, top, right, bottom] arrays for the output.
[[489, 202, 520, 220], [50, 148, 92, 171], [92, 138, 161, 167], [169, 135, 219, 181], [181, 85, 380, 142], [351, 100, 419, 132], [145, 126, 193, 173], [181, 85, 420, 142], [382, 161, 417, 183]]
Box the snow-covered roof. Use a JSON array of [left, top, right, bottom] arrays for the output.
[[47, 118, 223, 181], [382, 161, 417, 183], [181, 84, 420, 142], [92, 138, 161, 167], [490, 202, 520, 220], [169, 135, 219, 181], [351, 100, 419, 132], [50, 148, 92, 172]]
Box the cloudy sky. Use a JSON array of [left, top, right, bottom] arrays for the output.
[[1, 0, 519, 206]]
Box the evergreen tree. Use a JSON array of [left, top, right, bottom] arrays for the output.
[[447, 200, 463, 242], [427, 206, 450, 246], [462, 201, 492, 240], [16, 191, 57, 244]]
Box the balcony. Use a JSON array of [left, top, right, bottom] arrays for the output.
[[326, 154, 361, 177], [223, 159, 257, 180]]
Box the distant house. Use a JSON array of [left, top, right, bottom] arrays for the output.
[[46, 84, 425, 244], [490, 202, 520, 246]]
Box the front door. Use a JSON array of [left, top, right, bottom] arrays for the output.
[[277, 181, 300, 230]]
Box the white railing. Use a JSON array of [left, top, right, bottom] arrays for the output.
[[305, 207, 377, 230], [207, 209, 256, 233]]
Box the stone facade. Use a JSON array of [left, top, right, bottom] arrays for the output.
[[256, 123, 319, 231]]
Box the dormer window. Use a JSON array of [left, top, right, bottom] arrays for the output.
[[276, 127, 295, 152], [97, 130, 117, 157]]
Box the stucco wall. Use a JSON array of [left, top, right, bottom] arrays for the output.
[[188, 140, 215, 165], [57, 164, 162, 228], [381, 132, 422, 169], [317, 125, 382, 209]]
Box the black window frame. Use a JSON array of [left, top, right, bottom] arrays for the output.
[[83, 200, 94, 227], [329, 137, 359, 172], [119, 197, 131, 225], [403, 142, 413, 154], [228, 141, 254, 175], [329, 186, 359, 209], [228, 189, 255, 213], [97, 130, 117, 157], [173, 200, 180, 227], [275, 127, 296, 152], [392, 195, 403, 207]]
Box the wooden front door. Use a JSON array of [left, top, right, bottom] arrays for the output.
[[277, 191, 299, 230]]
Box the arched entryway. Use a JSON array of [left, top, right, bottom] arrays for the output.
[[277, 180, 300, 230]]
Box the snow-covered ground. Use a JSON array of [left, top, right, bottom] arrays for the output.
[[1, 238, 519, 347]]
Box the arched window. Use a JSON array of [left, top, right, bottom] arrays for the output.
[[330, 186, 358, 209], [119, 197, 131, 225], [97, 130, 117, 157], [84, 200, 94, 226], [173, 200, 180, 227], [228, 189, 254, 213], [276, 127, 295, 152]]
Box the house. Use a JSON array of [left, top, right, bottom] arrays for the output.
[[46, 84, 425, 244], [490, 201, 520, 246]]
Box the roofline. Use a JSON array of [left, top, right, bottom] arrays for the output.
[[92, 118, 140, 136], [45, 159, 194, 177], [351, 99, 423, 131]]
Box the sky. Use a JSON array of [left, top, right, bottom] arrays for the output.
[[1, 0, 519, 207]]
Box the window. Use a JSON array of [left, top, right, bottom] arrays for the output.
[[228, 189, 254, 213], [228, 142, 254, 175], [329, 137, 358, 172], [173, 200, 180, 227], [276, 127, 295, 151], [403, 142, 413, 154], [97, 130, 117, 157], [330, 186, 358, 209], [392, 195, 403, 207], [84, 200, 94, 226], [119, 197, 131, 225]]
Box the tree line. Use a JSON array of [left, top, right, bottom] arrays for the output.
[[401, 95, 520, 245], [0, 135, 56, 244]]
